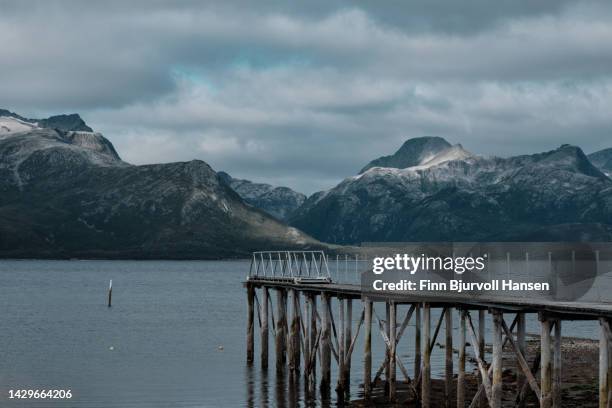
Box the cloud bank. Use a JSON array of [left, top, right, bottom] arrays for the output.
[[1, 1, 612, 193]]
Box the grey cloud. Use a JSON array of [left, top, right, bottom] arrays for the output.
[[2, 1, 612, 194]]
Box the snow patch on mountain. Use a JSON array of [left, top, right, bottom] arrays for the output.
[[0, 116, 39, 137]]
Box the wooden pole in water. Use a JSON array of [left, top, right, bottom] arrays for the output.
[[364, 298, 373, 399], [478, 309, 486, 408], [304, 294, 312, 378], [540, 315, 553, 408], [107, 279, 112, 307], [289, 289, 301, 374], [247, 283, 254, 364], [491, 309, 503, 408], [276, 289, 287, 372], [553, 319, 561, 408], [422, 302, 431, 408], [599, 318, 611, 408], [385, 301, 391, 394], [415, 303, 421, 381], [457, 309, 466, 408], [309, 294, 317, 378], [321, 292, 332, 391], [345, 298, 352, 390], [445, 307, 454, 408], [261, 287, 269, 369], [337, 297, 346, 394], [517, 312, 526, 394], [389, 301, 397, 401]]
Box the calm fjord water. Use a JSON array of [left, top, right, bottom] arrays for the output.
[[0, 260, 598, 407]]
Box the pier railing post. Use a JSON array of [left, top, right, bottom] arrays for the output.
[[261, 287, 269, 369], [422, 302, 431, 408], [445, 307, 454, 408], [457, 309, 466, 408], [321, 292, 331, 392], [364, 298, 373, 399], [492, 309, 503, 408], [540, 314, 553, 408], [247, 283, 254, 364]]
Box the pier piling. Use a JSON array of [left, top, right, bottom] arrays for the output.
[[244, 249, 612, 407]]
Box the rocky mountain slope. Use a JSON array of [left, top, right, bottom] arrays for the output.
[[290, 137, 612, 244], [589, 148, 612, 176], [0, 110, 319, 258], [218, 172, 306, 221]]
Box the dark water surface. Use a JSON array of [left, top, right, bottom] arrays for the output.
[[0, 260, 599, 407]]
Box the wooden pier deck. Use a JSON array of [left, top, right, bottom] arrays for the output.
[[244, 250, 612, 408]]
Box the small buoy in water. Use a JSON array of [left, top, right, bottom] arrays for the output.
[[109, 346, 115, 351], [218, 345, 224, 351]]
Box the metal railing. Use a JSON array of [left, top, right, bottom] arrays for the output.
[[249, 251, 332, 281]]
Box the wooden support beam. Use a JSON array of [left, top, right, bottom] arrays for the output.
[[517, 312, 526, 393], [337, 297, 346, 394], [516, 350, 541, 408], [345, 309, 364, 365], [344, 298, 353, 390], [261, 287, 269, 369], [457, 309, 466, 408], [470, 314, 521, 407], [415, 303, 421, 382], [287, 289, 299, 373], [294, 292, 301, 372], [422, 302, 431, 408], [389, 301, 397, 401], [500, 317, 541, 400], [553, 320, 562, 408], [541, 315, 553, 408], [309, 294, 317, 379], [247, 284, 255, 364], [478, 309, 486, 408], [466, 310, 493, 405], [445, 307, 453, 408], [304, 294, 311, 376], [429, 307, 446, 354], [491, 310, 503, 408], [599, 317, 612, 408], [275, 288, 287, 372], [320, 292, 331, 391], [385, 302, 391, 394], [364, 299, 373, 399]]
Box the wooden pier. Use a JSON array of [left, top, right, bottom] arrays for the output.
[[244, 250, 612, 407]]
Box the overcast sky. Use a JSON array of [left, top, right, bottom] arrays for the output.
[[2, 1, 612, 194]]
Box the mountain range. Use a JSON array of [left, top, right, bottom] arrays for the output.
[[218, 172, 305, 221], [2, 108, 612, 258], [0, 110, 319, 258], [290, 137, 612, 244]]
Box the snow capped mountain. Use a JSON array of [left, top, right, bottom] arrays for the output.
[[218, 171, 306, 221], [0, 109, 319, 258], [290, 138, 612, 244], [359, 136, 452, 173]]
